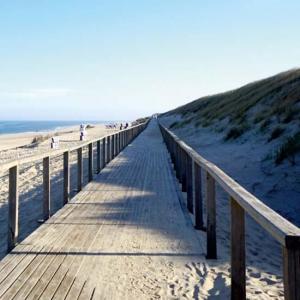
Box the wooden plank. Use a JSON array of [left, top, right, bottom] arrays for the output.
[[206, 171, 217, 259], [231, 197, 246, 300], [0, 247, 49, 299], [7, 165, 19, 252], [5, 249, 57, 299], [77, 147, 83, 192], [63, 151, 70, 205], [43, 157, 50, 221], [88, 143, 93, 182], [194, 162, 205, 230], [10, 207, 95, 299]]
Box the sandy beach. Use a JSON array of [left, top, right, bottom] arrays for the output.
[[0, 124, 115, 257]]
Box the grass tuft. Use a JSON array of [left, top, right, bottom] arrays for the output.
[[275, 132, 300, 165], [268, 127, 285, 142], [225, 124, 249, 140]]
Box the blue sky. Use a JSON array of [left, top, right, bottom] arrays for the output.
[[0, 1, 299, 121]]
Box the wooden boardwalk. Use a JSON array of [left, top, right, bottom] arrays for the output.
[[0, 121, 204, 299]]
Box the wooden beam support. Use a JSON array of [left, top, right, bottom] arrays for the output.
[[102, 138, 106, 168], [206, 171, 217, 259], [97, 140, 101, 173], [88, 143, 93, 182], [43, 156, 50, 221], [7, 165, 19, 252], [231, 197, 246, 300], [186, 155, 193, 214], [283, 238, 300, 300], [107, 136, 111, 163], [194, 162, 205, 230], [77, 147, 83, 192], [63, 151, 70, 205]]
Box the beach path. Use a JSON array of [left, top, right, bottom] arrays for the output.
[[0, 121, 208, 299]]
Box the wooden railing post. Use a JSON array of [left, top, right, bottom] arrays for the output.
[[175, 143, 180, 179], [77, 147, 83, 192], [43, 156, 50, 221], [107, 136, 111, 163], [112, 134, 116, 159], [181, 150, 187, 192], [63, 151, 70, 205], [206, 172, 217, 259], [194, 162, 205, 230], [111, 135, 115, 159], [116, 133, 119, 155], [283, 238, 300, 300], [88, 143, 93, 182], [231, 197, 246, 300], [8, 165, 18, 252], [97, 140, 101, 173], [186, 155, 193, 214], [102, 138, 106, 168], [120, 132, 122, 150]]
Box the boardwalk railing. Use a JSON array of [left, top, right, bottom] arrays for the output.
[[159, 123, 300, 300], [1, 121, 148, 253]]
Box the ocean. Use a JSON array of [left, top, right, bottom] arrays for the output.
[[0, 121, 109, 135]]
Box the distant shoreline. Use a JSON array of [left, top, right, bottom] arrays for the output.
[[0, 120, 116, 136], [0, 122, 116, 152]]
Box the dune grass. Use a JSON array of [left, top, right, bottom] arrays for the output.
[[275, 132, 300, 165], [163, 69, 300, 164], [165, 69, 300, 134]]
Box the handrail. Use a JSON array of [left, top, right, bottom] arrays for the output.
[[159, 122, 300, 300], [5, 120, 149, 254], [0, 122, 147, 173]]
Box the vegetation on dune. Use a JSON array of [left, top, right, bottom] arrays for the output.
[[162, 68, 300, 164], [268, 127, 285, 142], [275, 132, 300, 165], [224, 123, 250, 140], [166, 69, 300, 127]]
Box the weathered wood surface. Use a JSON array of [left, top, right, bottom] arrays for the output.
[[0, 121, 203, 299]]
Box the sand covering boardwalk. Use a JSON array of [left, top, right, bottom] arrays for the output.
[[0, 121, 206, 299]]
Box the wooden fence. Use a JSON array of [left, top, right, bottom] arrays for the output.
[[159, 123, 300, 300], [0, 121, 148, 253]]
